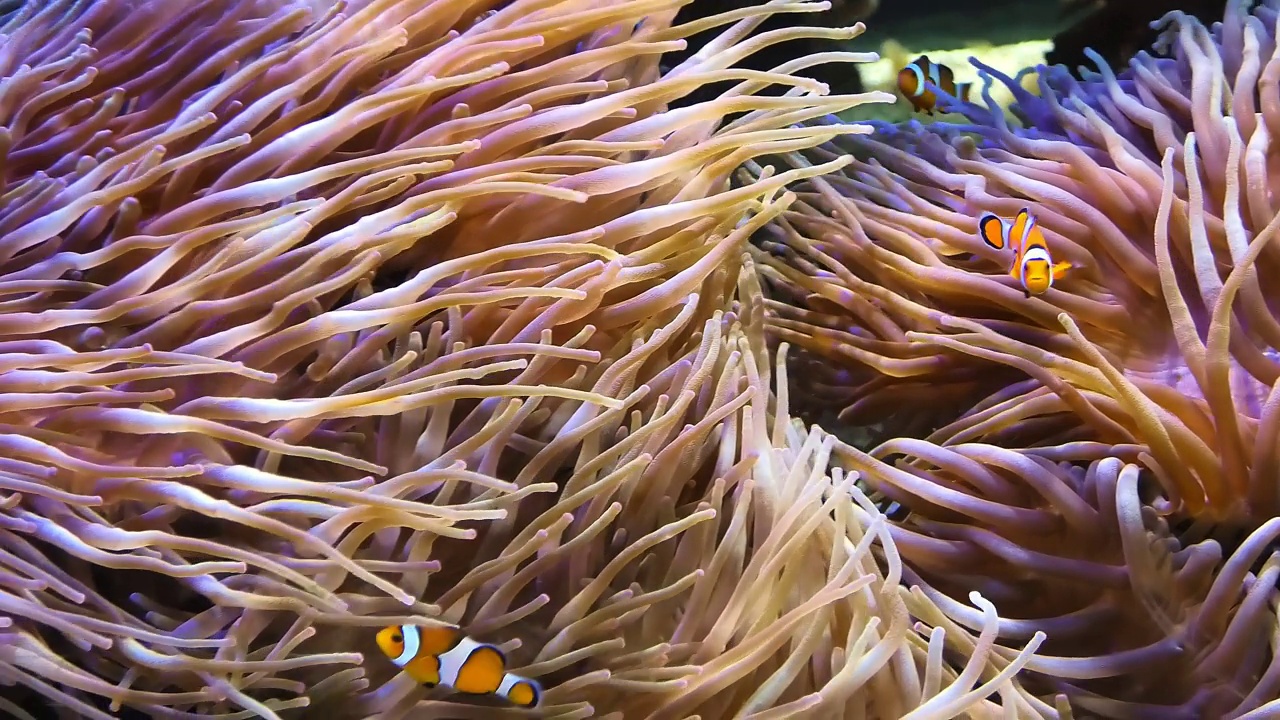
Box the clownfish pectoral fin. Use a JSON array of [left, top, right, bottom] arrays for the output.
[[977, 213, 1007, 250], [403, 653, 443, 687], [452, 643, 507, 695], [1051, 260, 1073, 280]]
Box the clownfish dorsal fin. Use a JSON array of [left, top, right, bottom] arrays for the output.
[[1008, 207, 1033, 252]]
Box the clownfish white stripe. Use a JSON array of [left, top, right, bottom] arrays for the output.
[[907, 63, 925, 97], [438, 636, 485, 686], [927, 63, 941, 86], [392, 624, 419, 667], [1021, 246, 1052, 265]]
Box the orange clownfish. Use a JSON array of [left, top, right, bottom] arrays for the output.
[[977, 207, 1072, 297], [897, 55, 973, 115], [375, 624, 542, 708]]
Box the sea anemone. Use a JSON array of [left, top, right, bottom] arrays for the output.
[[753, 0, 1280, 715], [0, 0, 1059, 717]]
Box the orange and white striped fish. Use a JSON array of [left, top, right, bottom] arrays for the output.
[[897, 55, 973, 115], [375, 624, 542, 708], [977, 207, 1072, 297]]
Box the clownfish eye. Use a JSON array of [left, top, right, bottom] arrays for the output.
[[391, 633, 403, 643]]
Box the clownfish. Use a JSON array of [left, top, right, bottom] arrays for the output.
[[897, 55, 973, 115], [375, 624, 542, 708], [977, 207, 1072, 297]]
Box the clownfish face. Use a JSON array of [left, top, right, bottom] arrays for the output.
[[1020, 247, 1054, 294], [375, 625, 408, 663]]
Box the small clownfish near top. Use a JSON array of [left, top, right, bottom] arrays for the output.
[[375, 624, 542, 708], [977, 207, 1073, 297], [897, 55, 973, 115]]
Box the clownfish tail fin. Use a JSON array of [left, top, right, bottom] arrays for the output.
[[498, 673, 543, 708], [956, 81, 973, 103], [977, 212, 1007, 250]]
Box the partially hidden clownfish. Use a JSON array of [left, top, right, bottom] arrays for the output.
[[977, 207, 1073, 297], [375, 624, 542, 708], [897, 55, 973, 115]]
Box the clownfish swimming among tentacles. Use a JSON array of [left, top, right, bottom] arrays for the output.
[[897, 55, 973, 115], [375, 624, 542, 708], [977, 207, 1073, 297]]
